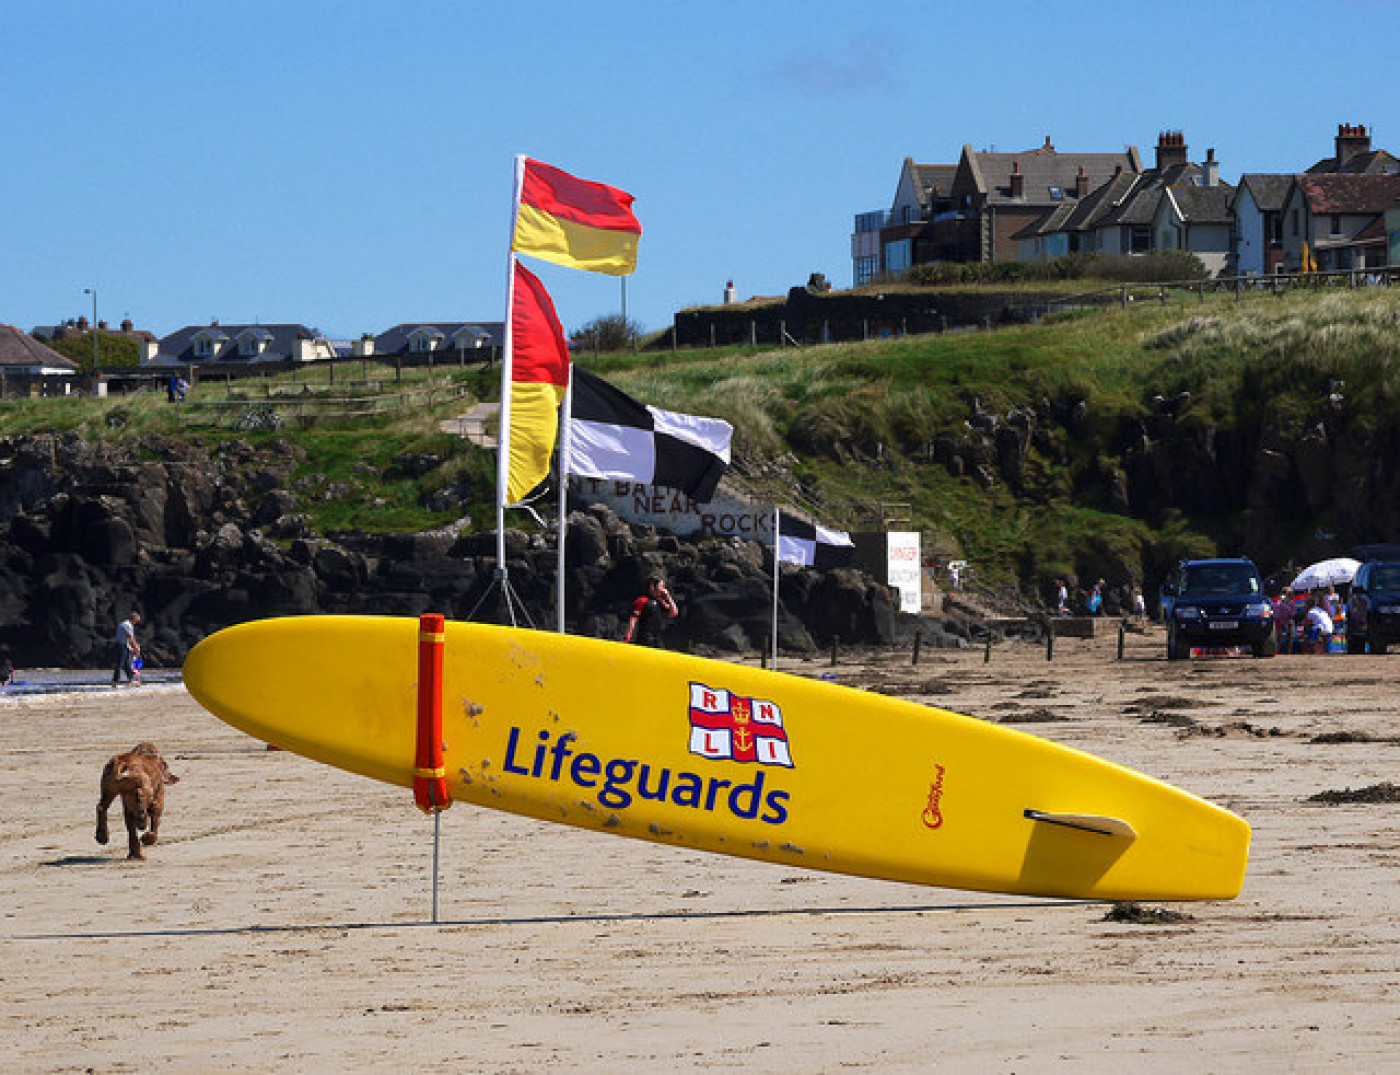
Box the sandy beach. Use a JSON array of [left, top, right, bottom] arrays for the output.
[[3, 626, 1397, 1072]]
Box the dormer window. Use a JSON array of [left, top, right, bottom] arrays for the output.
[[240, 336, 260, 357], [409, 329, 443, 354], [452, 327, 487, 350], [194, 338, 213, 358]]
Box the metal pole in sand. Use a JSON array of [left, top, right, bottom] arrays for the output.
[[770, 506, 781, 671], [432, 812, 442, 924], [414, 613, 451, 924]]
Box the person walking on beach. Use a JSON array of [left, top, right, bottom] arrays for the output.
[[624, 576, 678, 648], [112, 611, 142, 687]]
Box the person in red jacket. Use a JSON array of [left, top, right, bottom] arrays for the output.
[[624, 576, 678, 647]]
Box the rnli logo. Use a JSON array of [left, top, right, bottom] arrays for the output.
[[687, 683, 794, 768], [921, 764, 947, 829]]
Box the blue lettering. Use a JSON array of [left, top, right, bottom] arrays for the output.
[[637, 764, 670, 801], [599, 759, 637, 808], [548, 732, 576, 780], [671, 773, 704, 808], [500, 726, 791, 826], [762, 790, 791, 825], [503, 726, 530, 775], [728, 771, 765, 820], [704, 777, 732, 810], [570, 752, 601, 787]]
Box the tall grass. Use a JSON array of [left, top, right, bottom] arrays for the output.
[[8, 288, 1400, 583]]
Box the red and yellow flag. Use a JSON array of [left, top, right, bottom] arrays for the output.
[[507, 261, 571, 504], [513, 158, 641, 276]]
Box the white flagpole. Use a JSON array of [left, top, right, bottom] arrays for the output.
[[495, 155, 527, 574], [556, 365, 574, 633], [771, 506, 780, 670]]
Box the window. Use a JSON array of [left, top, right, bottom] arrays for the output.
[[239, 336, 260, 357], [883, 239, 912, 275], [410, 334, 435, 353], [1130, 225, 1151, 254], [1181, 564, 1260, 597], [853, 255, 878, 286], [1291, 210, 1299, 236], [194, 337, 212, 358], [1048, 186, 1064, 200], [1330, 214, 1342, 235]]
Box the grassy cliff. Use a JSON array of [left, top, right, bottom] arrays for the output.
[[8, 286, 1400, 603]]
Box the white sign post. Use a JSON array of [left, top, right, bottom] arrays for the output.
[[886, 531, 922, 614]]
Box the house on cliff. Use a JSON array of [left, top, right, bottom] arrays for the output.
[[1016, 133, 1234, 273], [141, 322, 338, 366], [368, 322, 503, 360], [1234, 124, 1399, 277], [855, 132, 1241, 279], [852, 138, 1142, 281], [0, 324, 80, 395], [1279, 173, 1400, 272], [1306, 123, 1399, 176], [1233, 174, 1293, 276]]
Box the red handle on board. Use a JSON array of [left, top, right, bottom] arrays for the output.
[[413, 613, 451, 814]]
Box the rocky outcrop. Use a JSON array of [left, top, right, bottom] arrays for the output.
[[0, 434, 904, 668], [921, 379, 1400, 600]]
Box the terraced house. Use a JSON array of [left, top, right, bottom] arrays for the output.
[[852, 137, 1141, 284], [855, 124, 1400, 283]]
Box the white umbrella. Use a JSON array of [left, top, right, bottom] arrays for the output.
[[1290, 557, 1360, 591]]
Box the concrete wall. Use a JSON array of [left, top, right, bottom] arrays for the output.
[[673, 287, 1066, 349]]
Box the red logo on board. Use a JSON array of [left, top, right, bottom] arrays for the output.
[[922, 764, 947, 829], [687, 682, 794, 767]]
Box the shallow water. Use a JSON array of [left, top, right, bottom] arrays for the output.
[[0, 668, 183, 698]]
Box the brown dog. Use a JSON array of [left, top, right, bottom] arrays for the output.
[[96, 742, 179, 860]]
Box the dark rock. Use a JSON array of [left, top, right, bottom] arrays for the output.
[[0, 434, 909, 667], [82, 516, 138, 566]]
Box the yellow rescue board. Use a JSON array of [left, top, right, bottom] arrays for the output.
[[182, 616, 1249, 901]]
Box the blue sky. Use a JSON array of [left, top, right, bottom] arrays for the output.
[[6, 1, 1399, 341]]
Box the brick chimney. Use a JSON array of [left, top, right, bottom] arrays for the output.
[[1009, 160, 1024, 198], [1075, 166, 1089, 198], [1335, 123, 1371, 165], [1155, 130, 1188, 171], [1203, 148, 1219, 187]]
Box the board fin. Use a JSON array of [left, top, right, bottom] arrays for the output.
[[1024, 809, 1137, 840]]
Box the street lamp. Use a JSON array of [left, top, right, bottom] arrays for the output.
[[82, 288, 99, 377]]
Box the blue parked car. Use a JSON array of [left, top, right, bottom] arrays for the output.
[[1161, 558, 1276, 660]]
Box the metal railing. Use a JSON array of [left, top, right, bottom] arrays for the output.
[[1047, 264, 1400, 314], [182, 380, 475, 429]]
